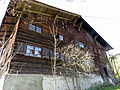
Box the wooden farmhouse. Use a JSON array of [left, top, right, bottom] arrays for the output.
[[0, 0, 115, 90]]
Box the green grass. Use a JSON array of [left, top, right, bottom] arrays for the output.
[[87, 82, 120, 90]]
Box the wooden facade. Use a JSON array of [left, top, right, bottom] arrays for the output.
[[0, 0, 114, 81]]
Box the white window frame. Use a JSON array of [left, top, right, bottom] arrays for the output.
[[28, 24, 42, 33], [26, 45, 42, 57]]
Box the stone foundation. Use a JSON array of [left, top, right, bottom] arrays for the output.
[[3, 74, 103, 90]]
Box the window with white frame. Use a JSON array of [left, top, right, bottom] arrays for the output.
[[36, 26, 42, 33], [34, 47, 42, 57], [28, 24, 42, 33], [29, 24, 35, 31], [26, 45, 41, 57], [26, 45, 34, 56]]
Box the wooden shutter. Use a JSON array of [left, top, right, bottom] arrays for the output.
[[17, 42, 27, 54]]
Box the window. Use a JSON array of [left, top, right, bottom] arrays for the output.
[[74, 40, 85, 48], [42, 48, 49, 58], [79, 42, 84, 48], [17, 42, 27, 54], [56, 52, 64, 61], [26, 45, 34, 56], [36, 26, 42, 33], [61, 53, 64, 61], [35, 47, 41, 57], [26, 45, 41, 57], [56, 52, 60, 59], [59, 35, 63, 40], [29, 24, 35, 31], [29, 24, 42, 33]]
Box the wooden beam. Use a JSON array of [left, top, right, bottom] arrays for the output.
[[78, 21, 85, 31], [24, 0, 78, 17], [73, 16, 81, 26], [25, 9, 52, 16], [25, 9, 71, 21]]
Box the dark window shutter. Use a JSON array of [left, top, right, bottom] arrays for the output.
[[17, 42, 27, 54]]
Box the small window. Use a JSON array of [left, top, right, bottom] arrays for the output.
[[36, 26, 42, 33], [74, 40, 85, 48], [61, 53, 64, 61], [79, 42, 84, 48], [78, 42, 84, 48], [26, 45, 42, 57], [43, 48, 49, 58], [56, 52, 60, 59], [29, 24, 35, 31], [59, 35, 63, 40], [26, 45, 34, 56], [28, 24, 42, 33], [35, 47, 41, 57]]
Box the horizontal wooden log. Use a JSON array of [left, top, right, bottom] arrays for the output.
[[10, 62, 51, 69], [12, 54, 51, 64]]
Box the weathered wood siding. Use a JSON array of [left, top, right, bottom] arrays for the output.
[[0, 12, 108, 74]]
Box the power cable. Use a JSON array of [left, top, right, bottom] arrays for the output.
[[83, 15, 120, 21]]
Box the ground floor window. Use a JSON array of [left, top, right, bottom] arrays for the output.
[[26, 45, 41, 57], [17, 42, 64, 60]]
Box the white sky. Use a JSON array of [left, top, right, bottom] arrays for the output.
[[0, 0, 120, 55]]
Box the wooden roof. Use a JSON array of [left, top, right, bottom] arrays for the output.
[[15, 0, 80, 22], [0, 0, 113, 51]]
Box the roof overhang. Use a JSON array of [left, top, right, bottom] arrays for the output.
[[6, 0, 113, 51]]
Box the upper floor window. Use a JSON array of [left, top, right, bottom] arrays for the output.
[[59, 35, 63, 41], [42, 47, 49, 58], [56, 33, 64, 41], [79, 42, 85, 48], [29, 24, 35, 31], [74, 40, 85, 48], [29, 24, 42, 33]]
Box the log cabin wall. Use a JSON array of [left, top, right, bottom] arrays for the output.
[[10, 13, 68, 74], [0, 0, 112, 75], [8, 13, 104, 74]]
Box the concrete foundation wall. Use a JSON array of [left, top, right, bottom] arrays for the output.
[[3, 74, 103, 90]]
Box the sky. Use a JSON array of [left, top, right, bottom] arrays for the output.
[[0, 0, 120, 55]]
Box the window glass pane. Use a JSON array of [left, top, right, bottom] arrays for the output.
[[26, 49, 31, 53], [27, 45, 34, 49], [35, 47, 41, 57], [30, 53, 34, 56], [29, 24, 35, 31], [36, 54, 41, 57], [26, 45, 34, 56], [59, 35, 63, 40], [35, 47, 41, 51], [25, 45, 42, 58], [36, 26, 42, 33], [79, 42, 84, 48], [43, 48, 49, 57]]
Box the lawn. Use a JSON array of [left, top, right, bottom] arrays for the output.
[[87, 83, 120, 90], [103, 85, 120, 90]]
